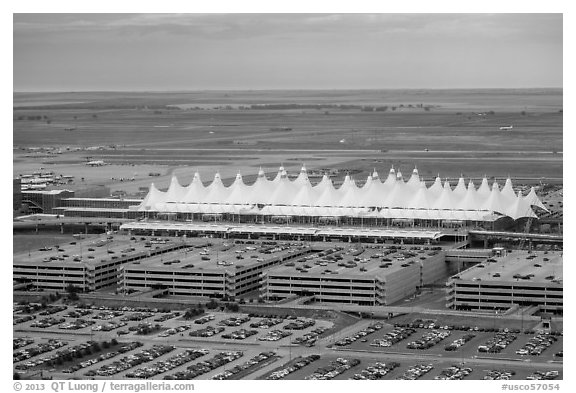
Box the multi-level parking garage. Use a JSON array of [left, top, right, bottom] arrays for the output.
[[13, 236, 186, 292], [121, 240, 318, 298], [262, 245, 449, 306], [446, 250, 563, 314]]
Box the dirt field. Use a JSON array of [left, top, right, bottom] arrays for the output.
[[13, 89, 563, 196]]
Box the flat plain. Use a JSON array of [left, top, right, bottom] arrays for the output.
[[13, 89, 563, 194]]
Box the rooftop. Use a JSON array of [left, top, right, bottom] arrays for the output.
[[120, 222, 443, 239], [13, 234, 179, 268], [266, 244, 444, 280], [21, 189, 73, 195], [455, 250, 563, 284], [123, 239, 314, 273]]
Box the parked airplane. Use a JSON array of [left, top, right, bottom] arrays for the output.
[[86, 160, 105, 166]]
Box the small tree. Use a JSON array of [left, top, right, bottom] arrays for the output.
[[206, 299, 219, 310], [66, 284, 81, 301], [110, 338, 118, 346]]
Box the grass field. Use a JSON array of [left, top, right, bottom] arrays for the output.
[[13, 89, 563, 196]]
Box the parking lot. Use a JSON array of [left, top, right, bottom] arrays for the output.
[[334, 320, 563, 364], [13, 303, 562, 380], [261, 354, 563, 381], [13, 304, 332, 379]]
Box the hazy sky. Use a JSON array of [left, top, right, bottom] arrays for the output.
[[13, 13, 563, 91]]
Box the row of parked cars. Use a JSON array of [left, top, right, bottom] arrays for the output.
[[406, 330, 451, 350], [92, 321, 127, 332], [31, 317, 65, 328], [305, 357, 361, 380], [13, 337, 34, 350], [14, 315, 35, 325], [125, 349, 209, 379], [293, 326, 329, 347], [154, 312, 181, 322], [193, 314, 215, 324], [222, 329, 258, 340], [14, 339, 67, 363], [351, 362, 400, 380], [258, 330, 292, 342], [334, 322, 384, 346], [65, 342, 142, 374], [434, 365, 473, 380], [444, 334, 475, 351], [67, 309, 92, 318], [515, 333, 557, 356], [92, 310, 125, 320], [249, 317, 284, 329], [189, 325, 225, 337], [159, 324, 191, 337], [38, 305, 67, 316], [283, 318, 316, 330], [483, 370, 516, 380], [79, 341, 144, 376], [212, 352, 276, 380], [397, 363, 434, 380], [218, 315, 251, 327], [478, 332, 517, 353], [266, 354, 321, 380], [163, 351, 244, 380], [15, 340, 91, 370], [120, 312, 155, 322], [87, 344, 174, 377], [59, 319, 95, 330], [370, 327, 416, 348], [526, 370, 560, 380]]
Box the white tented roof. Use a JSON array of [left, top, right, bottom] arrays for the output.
[[137, 166, 539, 220], [524, 187, 549, 212]]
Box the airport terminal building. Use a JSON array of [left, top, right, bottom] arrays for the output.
[[132, 166, 546, 229]]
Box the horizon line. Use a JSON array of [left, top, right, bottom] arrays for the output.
[[13, 86, 564, 94]]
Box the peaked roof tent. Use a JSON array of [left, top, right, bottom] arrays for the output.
[[137, 166, 539, 220], [202, 173, 231, 204], [138, 183, 165, 211], [293, 165, 310, 186], [165, 175, 187, 202], [500, 177, 517, 205], [507, 190, 538, 220], [453, 176, 467, 198], [481, 181, 506, 214], [407, 182, 431, 209], [383, 167, 396, 187], [406, 167, 421, 188], [183, 172, 207, 203], [226, 173, 251, 205], [428, 176, 443, 198], [524, 187, 549, 212], [433, 181, 456, 210], [272, 166, 286, 183], [477, 177, 491, 198]]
